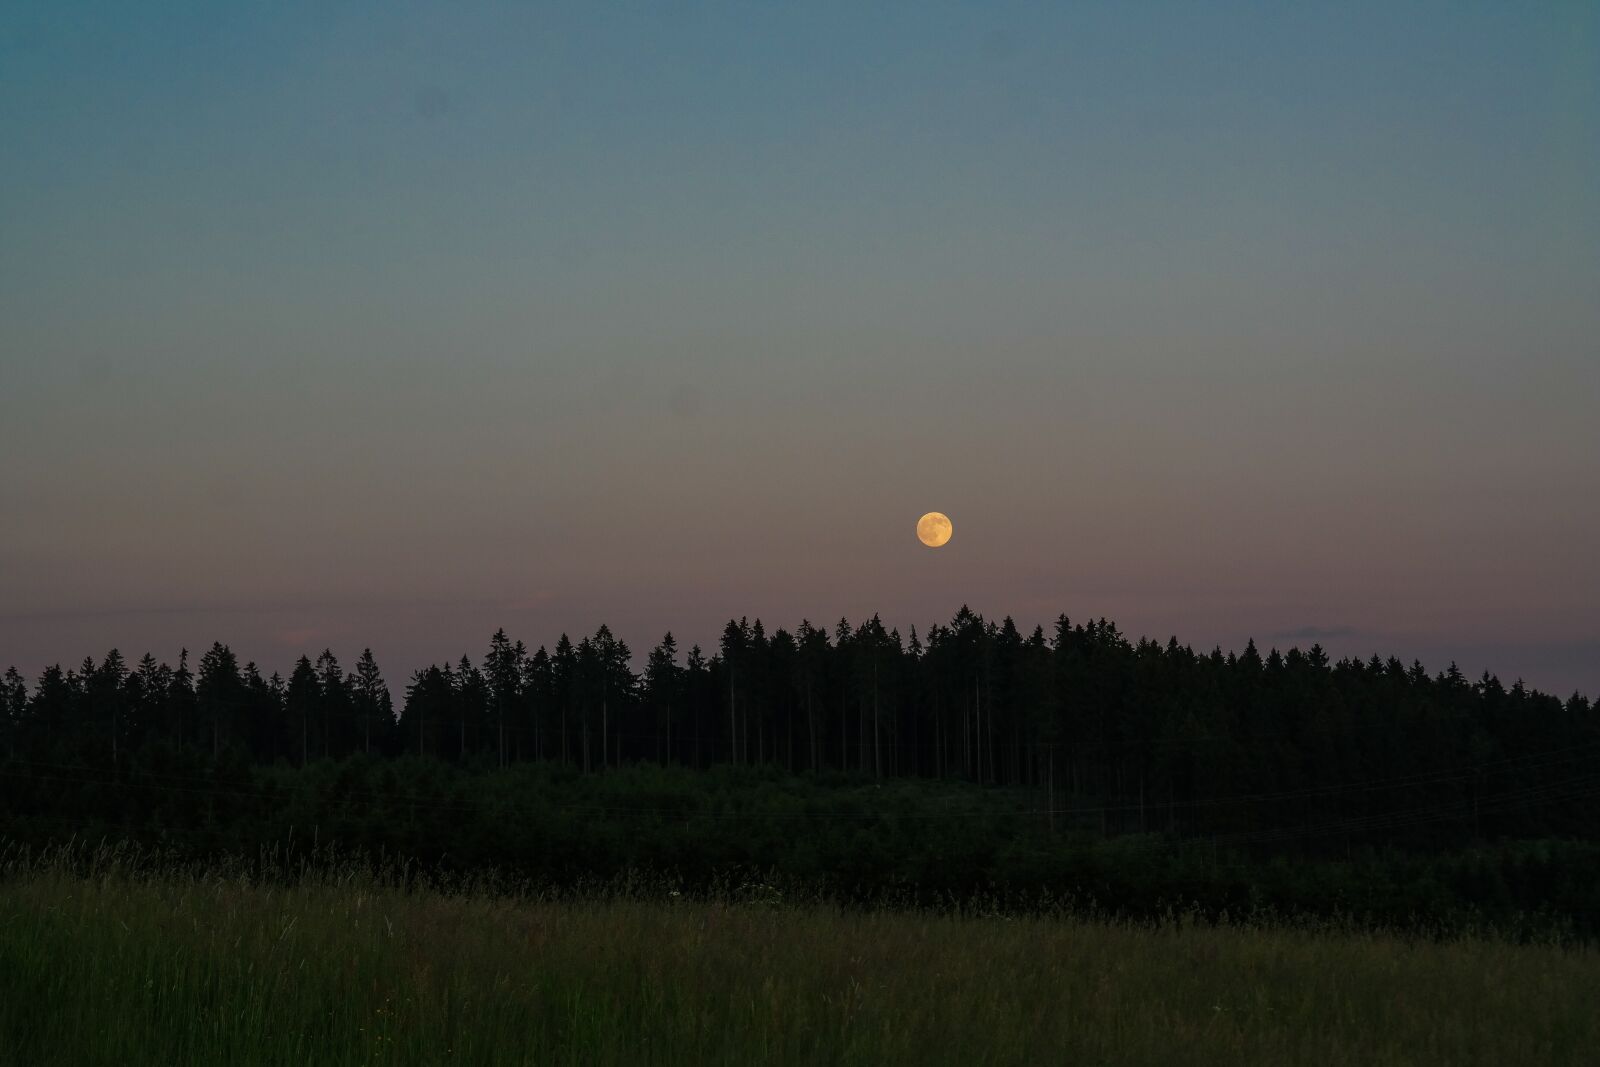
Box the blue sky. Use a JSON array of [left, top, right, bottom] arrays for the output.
[[2, 2, 1597, 693]]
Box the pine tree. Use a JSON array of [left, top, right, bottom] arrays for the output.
[[1, 666, 25, 757], [685, 644, 708, 769], [315, 650, 349, 759], [94, 649, 129, 763], [720, 619, 750, 765], [453, 656, 487, 763], [285, 656, 319, 766], [400, 665, 451, 759], [131, 654, 167, 752], [241, 662, 276, 762], [645, 633, 681, 764], [353, 649, 389, 756], [484, 630, 520, 768], [795, 621, 830, 773], [523, 647, 552, 762], [197, 643, 242, 759], [170, 649, 196, 752]]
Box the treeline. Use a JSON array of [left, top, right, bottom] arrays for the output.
[[3, 607, 1596, 852]]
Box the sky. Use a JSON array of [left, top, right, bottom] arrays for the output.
[[2, 1, 1597, 697]]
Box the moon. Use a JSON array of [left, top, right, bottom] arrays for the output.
[[917, 512, 953, 548]]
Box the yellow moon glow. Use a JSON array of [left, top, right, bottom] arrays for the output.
[[917, 512, 953, 548]]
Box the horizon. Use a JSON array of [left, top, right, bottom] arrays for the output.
[[5, 602, 1594, 704]]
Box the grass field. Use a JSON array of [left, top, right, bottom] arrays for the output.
[[1, 852, 1595, 1065]]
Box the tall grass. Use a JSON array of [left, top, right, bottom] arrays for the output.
[[0, 843, 1594, 1065]]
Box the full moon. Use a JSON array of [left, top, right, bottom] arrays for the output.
[[917, 512, 953, 548]]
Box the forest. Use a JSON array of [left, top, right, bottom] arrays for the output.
[[3, 607, 1598, 929]]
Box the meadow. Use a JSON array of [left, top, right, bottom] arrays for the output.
[[1, 849, 1595, 1066]]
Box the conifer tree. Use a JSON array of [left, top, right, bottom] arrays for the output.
[[353, 649, 389, 756], [552, 636, 577, 766], [453, 656, 487, 763], [522, 647, 552, 762], [197, 643, 242, 759], [1, 666, 25, 757], [285, 656, 319, 766], [645, 633, 681, 764], [484, 630, 522, 768], [314, 650, 350, 759], [685, 644, 708, 769], [170, 649, 196, 751], [92, 649, 129, 763]]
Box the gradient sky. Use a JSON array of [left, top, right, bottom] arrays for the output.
[[2, 2, 1597, 696]]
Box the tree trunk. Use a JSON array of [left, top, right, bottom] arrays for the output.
[[873, 661, 880, 779]]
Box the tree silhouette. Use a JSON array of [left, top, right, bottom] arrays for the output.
[[352, 649, 389, 757], [285, 656, 318, 766], [645, 633, 681, 764], [197, 643, 241, 759], [2, 608, 1595, 864]]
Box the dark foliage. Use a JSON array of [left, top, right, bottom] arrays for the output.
[[3, 609, 1597, 929]]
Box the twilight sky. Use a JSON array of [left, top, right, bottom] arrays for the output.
[[2, 2, 1597, 696]]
